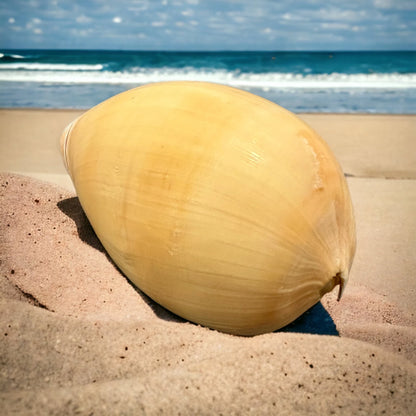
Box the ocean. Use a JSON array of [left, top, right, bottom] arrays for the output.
[[0, 49, 415, 113]]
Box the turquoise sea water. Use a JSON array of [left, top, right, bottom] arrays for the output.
[[0, 50, 415, 113]]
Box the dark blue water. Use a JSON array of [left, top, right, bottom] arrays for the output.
[[1, 50, 415, 112]]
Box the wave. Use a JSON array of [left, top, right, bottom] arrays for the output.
[[0, 52, 25, 59], [0, 67, 415, 90], [0, 62, 104, 71]]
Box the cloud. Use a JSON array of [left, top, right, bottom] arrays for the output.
[[0, 0, 415, 50], [373, 0, 392, 8], [320, 22, 350, 30], [76, 15, 92, 24], [73, 28, 94, 37], [226, 11, 246, 24], [151, 21, 165, 27], [128, 3, 149, 13], [25, 17, 42, 31], [181, 9, 194, 17], [281, 13, 307, 22], [157, 12, 169, 20], [314, 7, 367, 22], [373, 0, 416, 10]]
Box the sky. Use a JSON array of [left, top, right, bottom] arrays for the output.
[[1, 0, 415, 51]]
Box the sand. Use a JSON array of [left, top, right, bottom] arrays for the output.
[[1, 109, 416, 415]]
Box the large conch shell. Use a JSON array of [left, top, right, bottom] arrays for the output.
[[61, 81, 356, 336]]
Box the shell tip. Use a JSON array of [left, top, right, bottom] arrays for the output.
[[336, 271, 348, 301]]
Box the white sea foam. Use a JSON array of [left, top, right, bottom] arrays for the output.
[[0, 62, 104, 71], [0, 53, 24, 59], [0, 67, 415, 90]]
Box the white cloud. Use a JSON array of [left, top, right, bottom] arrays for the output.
[[128, 1, 149, 14], [261, 26, 277, 41], [1, 0, 414, 51], [233, 16, 246, 24], [73, 28, 94, 37], [372, 0, 416, 9], [227, 12, 246, 24], [316, 8, 366, 22], [320, 22, 350, 30], [26, 17, 42, 30], [76, 15, 91, 24], [128, 7, 144, 13], [281, 13, 306, 22], [247, 7, 267, 18], [181, 9, 194, 17], [373, 0, 416, 9], [373, 0, 392, 8]]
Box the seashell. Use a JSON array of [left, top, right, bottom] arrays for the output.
[[60, 81, 356, 336]]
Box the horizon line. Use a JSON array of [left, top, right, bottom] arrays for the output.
[[1, 47, 415, 53]]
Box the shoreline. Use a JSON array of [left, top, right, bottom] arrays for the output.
[[1, 106, 415, 116]]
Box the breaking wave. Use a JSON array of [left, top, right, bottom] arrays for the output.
[[0, 66, 414, 90]]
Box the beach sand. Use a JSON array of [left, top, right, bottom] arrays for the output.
[[1, 109, 415, 414]]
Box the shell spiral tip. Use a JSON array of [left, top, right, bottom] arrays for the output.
[[336, 271, 348, 301]]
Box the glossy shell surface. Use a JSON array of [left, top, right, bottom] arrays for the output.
[[62, 82, 356, 335]]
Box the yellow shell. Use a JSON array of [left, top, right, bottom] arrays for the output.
[[61, 81, 356, 335]]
